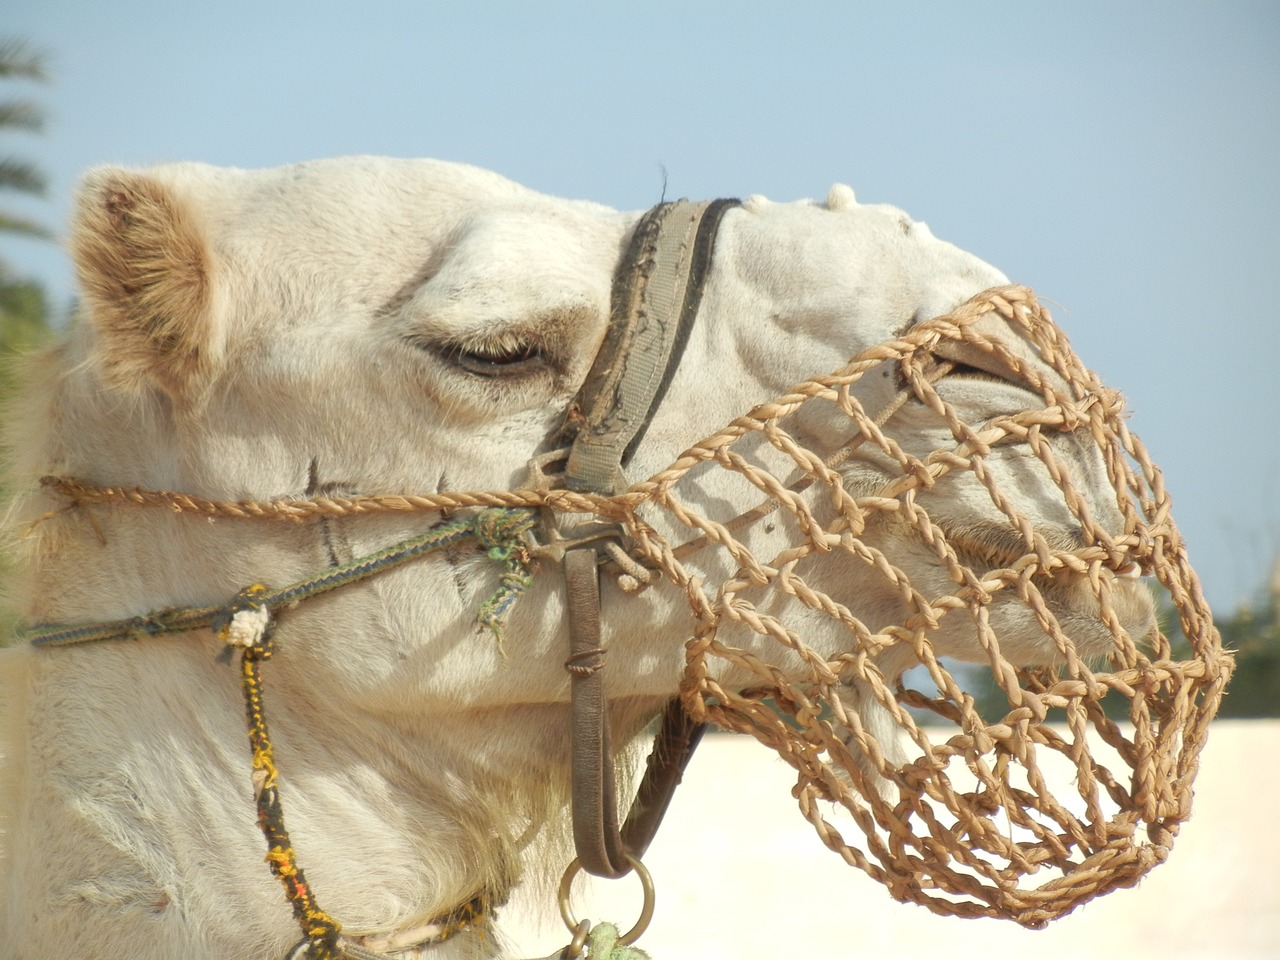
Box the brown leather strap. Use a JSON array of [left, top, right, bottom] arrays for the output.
[[564, 546, 628, 877], [565, 546, 706, 879], [560, 197, 734, 879], [619, 697, 706, 859]]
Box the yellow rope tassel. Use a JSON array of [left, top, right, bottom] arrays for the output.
[[232, 597, 344, 959]]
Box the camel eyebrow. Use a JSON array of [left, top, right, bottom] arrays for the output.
[[442, 323, 547, 352], [403, 303, 597, 356], [402, 317, 547, 356]]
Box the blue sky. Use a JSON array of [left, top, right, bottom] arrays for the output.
[[3, 1, 1278, 612]]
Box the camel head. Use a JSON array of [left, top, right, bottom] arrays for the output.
[[22, 155, 1157, 719], [3, 156, 1188, 959]]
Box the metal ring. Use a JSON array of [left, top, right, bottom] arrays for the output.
[[556, 854, 655, 947], [561, 919, 591, 960]]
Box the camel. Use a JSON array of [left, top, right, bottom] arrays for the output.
[[0, 157, 1157, 959]]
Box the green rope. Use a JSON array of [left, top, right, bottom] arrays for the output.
[[474, 509, 538, 645], [21, 507, 539, 650]]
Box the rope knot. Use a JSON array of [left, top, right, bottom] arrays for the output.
[[474, 508, 539, 644], [473, 507, 538, 559], [565, 646, 608, 677], [216, 583, 273, 657]]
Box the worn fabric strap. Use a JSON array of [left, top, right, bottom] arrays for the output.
[[619, 697, 706, 858], [565, 198, 739, 494], [560, 199, 731, 879]]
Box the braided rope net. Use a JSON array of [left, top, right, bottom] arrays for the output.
[[46, 286, 1232, 928], [616, 285, 1233, 927]]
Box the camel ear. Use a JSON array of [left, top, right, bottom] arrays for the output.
[[71, 168, 221, 395]]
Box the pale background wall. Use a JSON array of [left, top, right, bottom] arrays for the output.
[[500, 721, 1279, 960]]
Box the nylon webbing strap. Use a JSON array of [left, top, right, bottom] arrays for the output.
[[565, 198, 740, 494], [561, 198, 735, 879]]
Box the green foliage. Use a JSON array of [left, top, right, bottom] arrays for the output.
[[0, 39, 47, 82], [0, 267, 49, 400], [0, 271, 48, 349], [0, 36, 52, 644], [1213, 590, 1280, 718], [0, 33, 54, 378], [0, 31, 53, 390], [954, 583, 1280, 723], [0, 38, 50, 246]]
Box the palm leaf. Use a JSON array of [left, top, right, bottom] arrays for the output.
[[0, 100, 44, 133], [0, 158, 47, 197], [0, 40, 47, 81], [0, 211, 52, 240]]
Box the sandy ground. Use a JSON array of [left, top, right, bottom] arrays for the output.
[[498, 720, 1279, 960]]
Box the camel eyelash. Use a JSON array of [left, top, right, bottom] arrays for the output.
[[406, 330, 550, 378], [447, 339, 545, 377]]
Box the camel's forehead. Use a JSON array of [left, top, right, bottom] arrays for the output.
[[149, 158, 912, 240], [133, 157, 922, 260], [76, 155, 1002, 354], [128, 156, 638, 318], [156, 155, 541, 210], [149, 155, 623, 254]]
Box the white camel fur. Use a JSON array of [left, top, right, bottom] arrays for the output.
[[0, 157, 1154, 959]]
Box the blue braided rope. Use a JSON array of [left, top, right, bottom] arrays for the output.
[[21, 507, 539, 649]]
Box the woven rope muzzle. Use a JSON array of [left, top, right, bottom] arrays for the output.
[[616, 284, 1232, 927], [35, 285, 1232, 929]]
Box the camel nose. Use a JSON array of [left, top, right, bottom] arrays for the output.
[[919, 299, 1074, 405]]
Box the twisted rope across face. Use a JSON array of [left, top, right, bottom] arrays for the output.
[[30, 285, 1233, 928]]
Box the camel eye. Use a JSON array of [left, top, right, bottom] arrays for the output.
[[449, 338, 544, 378]]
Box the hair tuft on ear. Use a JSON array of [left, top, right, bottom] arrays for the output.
[[71, 168, 220, 395]]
